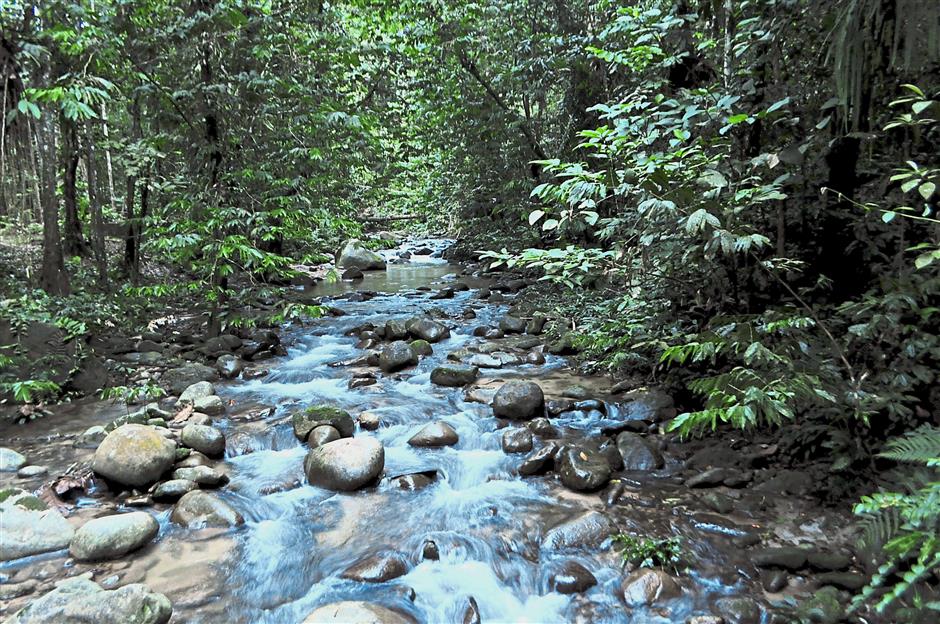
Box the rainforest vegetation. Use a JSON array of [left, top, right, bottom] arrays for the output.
[[0, 1, 938, 622]]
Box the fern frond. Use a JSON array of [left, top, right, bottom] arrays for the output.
[[879, 425, 940, 467]]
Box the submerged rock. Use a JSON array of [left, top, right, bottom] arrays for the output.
[[92, 424, 176, 488], [340, 553, 409, 583], [408, 421, 459, 447], [170, 490, 244, 528], [304, 437, 385, 491], [5, 576, 171, 624], [492, 380, 544, 420], [303, 601, 414, 623], [542, 511, 611, 550], [69, 512, 159, 561]]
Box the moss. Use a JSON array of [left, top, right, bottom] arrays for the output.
[[14, 495, 47, 511], [0, 487, 18, 504], [410, 339, 433, 356]]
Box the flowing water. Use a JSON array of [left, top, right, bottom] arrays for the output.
[[1, 239, 815, 623]]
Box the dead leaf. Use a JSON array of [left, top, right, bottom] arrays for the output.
[[172, 404, 194, 423]]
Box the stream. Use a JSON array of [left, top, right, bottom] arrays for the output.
[[0, 239, 858, 623]]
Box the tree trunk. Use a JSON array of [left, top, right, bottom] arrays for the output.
[[36, 115, 69, 295], [123, 96, 141, 282], [84, 121, 108, 287], [60, 115, 89, 257]]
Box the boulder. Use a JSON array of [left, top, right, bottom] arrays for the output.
[[0, 489, 75, 561], [92, 425, 176, 487], [379, 341, 418, 373], [751, 547, 808, 571], [162, 363, 216, 396], [408, 421, 459, 447], [620, 569, 681, 607], [492, 380, 544, 420], [358, 412, 381, 431], [5, 577, 171, 624], [171, 466, 228, 487], [293, 406, 355, 440], [548, 560, 597, 594], [409, 340, 433, 357], [176, 381, 215, 406], [303, 601, 414, 624], [525, 350, 546, 365], [170, 491, 244, 528], [204, 334, 242, 356], [342, 267, 364, 281], [526, 314, 547, 335], [308, 425, 342, 448], [430, 365, 479, 387], [384, 319, 409, 340], [518, 443, 558, 476], [76, 425, 108, 449], [468, 354, 502, 368], [406, 317, 450, 343], [498, 315, 526, 334], [69, 512, 159, 561], [0, 447, 26, 472], [542, 511, 611, 550], [337, 239, 387, 271], [304, 437, 384, 491], [181, 424, 225, 457], [557, 446, 611, 491], [340, 553, 409, 583], [152, 479, 198, 503], [193, 395, 225, 416], [215, 354, 244, 379], [714, 596, 762, 624], [501, 428, 534, 453], [616, 432, 664, 471]]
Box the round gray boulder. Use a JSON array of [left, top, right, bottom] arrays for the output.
[[5, 577, 171, 624], [408, 421, 459, 447], [304, 437, 384, 491], [92, 424, 176, 487], [181, 423, 226, 457], [492, 381, 544, 420], [69, 512, 159, 561]]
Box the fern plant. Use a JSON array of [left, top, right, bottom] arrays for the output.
[[852, 425, 940, 617]]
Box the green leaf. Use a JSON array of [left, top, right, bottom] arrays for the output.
[[727, 113, 749, 124], [528, 209, 545, 225], [914, 250, 940, 269], [901, 179, 919, 193], [918, 182, 936, 199], [912, 100, 933, 114], [882, 211, 896, 223], [766, 97, 790, 113], [542, 218, 559, 231]]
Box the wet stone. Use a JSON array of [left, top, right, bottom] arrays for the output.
[[0, 447, 27, 472], [548, 560, 597, 594], [422, 540, 440, 560], [518, 443, 558, 476], [171, 465, 228, 487], [5, 576, 172, 624], [358, 412, 381, 431], [181, 423, 226, 457], [292, 406, 354, 440], [379, 341, 418, 373], [340, 553, 408, 583], [408, 421, 459, 447], [714, 596, 762, 624], [171, 490, 244, 528], [69, 511, 159, 561], [762, 570, 788, 592], [152, 479, 198, 502], [498, 315, 526, 334], [616, 432, 664, 471], [304, 437, 385, 491], [816, 572, 866, 591], [542, 511, 611, 550], [16, 464, 48, 479], [303, 601, 414, 624], [308, 425, 341, 448], [527, 417, 557, 438], [806, 550, 853, 571], [557, 446, 612, 492], [751, 547, 808, 571], [501, 428, 534, 453], [621, 569, 681, 607], [430, 364, 479, 387], [492, 380, 545, 420]]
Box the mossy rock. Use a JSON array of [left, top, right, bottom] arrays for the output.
[[292, 405, 354, 440], [410, 340, 433, 357]]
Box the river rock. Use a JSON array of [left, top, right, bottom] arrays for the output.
[[422, 540, 440, 560], [492, 380, 544, 420], [408, 421, 459, 447], [152, 479, 198, 502], [303, 601, 414, 624], [92, 424, 176, 487], [69, 512, 159, 561], [193, 395, 225, 416], [304, 437, 385, 491], [518, 443, 558, 476], [409, 339, 433, 357], [181, 423, 225, 457], [5, 576, 171, 624], [406, 317, 449, 343], [527, 417, 557, 437], [340, 553, 408, 583], [542, 511, 611, 550], [0, 489, 75, 561], [468, 353, 502, 368], [430, 365, 479, 387], [172, 465, 228, 487], [342, 267, 364, 280], [175, 380, 215, 406], [557, 446, 612, 491], [616, 432, 664, 470], [751, 546, 808, 571], [498, 315, 526, 334], [526, 314, 547, 335], [548, 560, 597, 594], [714, 596, 762, 624], [216, 354, 244, 379], [463, 597, 481, 624], [816, 572, 866, 591], [0, 447, 26, 472], [524, 350, 546, 365], [308, 425, 342, 448], [385, 319, 409, 340], [16, 464, 48, 478], [293, 406, 355, 440], [358, 412, 381, 431], [337, 239, 386, 271], [806, 550, 853, 571], [76, 425, 108, 449], [621, 569, 681, 606], [379, 341, 418, 372], [170, 490, 244, 528], [501, 428, 534, 453]]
